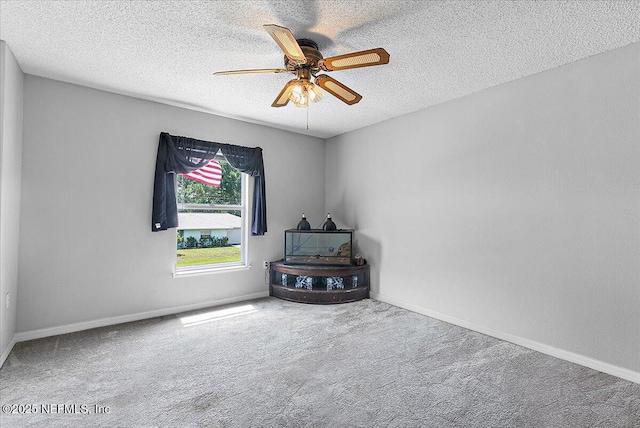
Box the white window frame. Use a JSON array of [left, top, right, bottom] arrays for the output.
[[174, 162, 249, 277]]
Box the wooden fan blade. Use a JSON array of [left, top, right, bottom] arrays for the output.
[[213, 68, 289, 76], [314, 75, 362, 105], [321, 48, 390, 71], [271, 80, 298, 107], [264, 24, 306, 62]]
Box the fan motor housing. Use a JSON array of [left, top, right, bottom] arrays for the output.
[[285, 39, 323, 72]]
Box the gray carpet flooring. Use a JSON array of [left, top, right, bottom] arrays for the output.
[[1, 297, 638, 427]]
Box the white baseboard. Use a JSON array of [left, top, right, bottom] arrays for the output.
[[1, 335, 17, 368], [370, 291, 640, 385], [14, 291, 269, 343]]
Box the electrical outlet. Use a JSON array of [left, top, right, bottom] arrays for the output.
[[5, 293, 9, 309], [263, 261, 270, 269]]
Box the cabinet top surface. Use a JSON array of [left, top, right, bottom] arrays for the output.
[[284, 229, 354, 233]]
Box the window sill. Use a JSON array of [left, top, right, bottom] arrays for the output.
[[173, 263, 251, 278]]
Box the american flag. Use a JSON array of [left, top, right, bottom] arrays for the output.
[[181, 159, 222, 188]]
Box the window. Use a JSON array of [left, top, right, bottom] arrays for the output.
[[175, 153, 248, 272]]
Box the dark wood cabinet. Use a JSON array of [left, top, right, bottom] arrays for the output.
[[269, 261, 370, 304]]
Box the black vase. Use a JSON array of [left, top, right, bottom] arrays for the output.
[[297, 213, 311, 230], [322, 214, 337, 231]]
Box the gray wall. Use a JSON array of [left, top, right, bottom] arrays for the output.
[[0, 41, 24, 361], [325, 43, 640, 374], [17, 75, 325, 333]]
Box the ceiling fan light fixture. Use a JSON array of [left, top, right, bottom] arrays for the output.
[[290, 80, 323, 108], [217, 25, 389, 108]]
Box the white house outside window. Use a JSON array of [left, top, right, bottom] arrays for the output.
[[175, 153, 248, 273]]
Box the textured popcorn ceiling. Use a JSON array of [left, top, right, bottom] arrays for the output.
[[1, 0, 639, 138]]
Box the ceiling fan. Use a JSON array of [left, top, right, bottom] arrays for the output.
[[213, 24, 390, 108]]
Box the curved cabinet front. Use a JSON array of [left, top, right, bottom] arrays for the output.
[[269, 261, 370, 304]]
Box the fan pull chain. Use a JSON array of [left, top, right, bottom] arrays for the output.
[[306, 104, 309, 130]]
